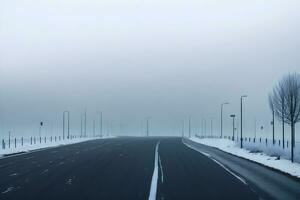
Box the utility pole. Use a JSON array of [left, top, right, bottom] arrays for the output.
[[272, 109, 275, 145], [39, 121, 43, 138], [100, 111, 103, 137], [146, 118, 149, 137], [240, 95, 247, 148], [221, 102, 229, 138], [230, 115, 236, 141], [188, 116, 191, 138], [182, 120, 184, 138], [63, 111, 70, 139], [254, 117, 257, 139], [80, 114, 83, 137], [201, 119, 204, 137], [96, 111, 102, 137], [84, 110, 87, 137], [204, 119, 206, 137], [210, 119, 213, 137], [93, 119, 95, 137], [8, 131, 11, 148]]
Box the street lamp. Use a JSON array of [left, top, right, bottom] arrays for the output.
[[188, 116, 191, 138], [146, 117, 151, 137], [210, 119, 213, 137], [240, 95, 247, 148], [204, 119, 207, 137], [97, 111, 103, 137], [221, 102, 229, 138], [230, 114, 236, 141], [181, 120, 184, 138], [63, 111, 70, 139]]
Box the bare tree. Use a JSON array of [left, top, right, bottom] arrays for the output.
[[270, 73, 300, 162], [271, 79, 287, 149], [268, 94, 275, 145]]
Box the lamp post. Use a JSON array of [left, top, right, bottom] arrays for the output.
[[80, 114, 84, 138], [93, 119, 96, 137], [203, 119, 206, 137], [240, 95, 247, 148], [97, 111, 103, 137], [100, 111, 103, 137], [230, 114, 236, 141], [84, 110, 87, 137], [63, 111, 70, 139], [188, 116, 191, 138], [146, 117, 151, 137], [210, 119, 213, 137], [39, 121, 43, 138], [181, 120, 184, 138], [221, 102, 229, 138]]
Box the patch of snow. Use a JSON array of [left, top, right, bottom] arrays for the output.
[[190, 137, 300, 178], [0, 136, 116, 159]]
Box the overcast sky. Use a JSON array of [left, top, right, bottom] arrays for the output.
[[0, 0, 300, 138]]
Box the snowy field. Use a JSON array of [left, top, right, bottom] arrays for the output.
[[190, 137, 300, 178], [0, 136, 114, 158]]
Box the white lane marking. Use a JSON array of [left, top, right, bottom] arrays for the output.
[[41, 169, 49, 174], [183, 140, 247, 185], [23, 156, 35, 160], [148, 141, 160, 200], [2, 187, 14, 194], [66, 178, 73, 185], [210, 158, 247, 185], [158, 155, 164, 183], [9, 173, 18, 177]]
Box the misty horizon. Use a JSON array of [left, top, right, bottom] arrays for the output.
[[1, 0, 300, 139]]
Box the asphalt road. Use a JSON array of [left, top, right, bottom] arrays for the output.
[[0, 137, 299, 200]]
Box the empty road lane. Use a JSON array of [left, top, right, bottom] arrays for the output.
[[1, 137, 299, 200]]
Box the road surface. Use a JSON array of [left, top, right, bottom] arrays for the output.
[[0, 137, 299, 200]]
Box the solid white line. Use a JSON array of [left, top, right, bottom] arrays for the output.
[[148, 141, 160, 200], [210, 158, 247, 185], [159, 155, 164, 183], [183, 139, 247, 185]]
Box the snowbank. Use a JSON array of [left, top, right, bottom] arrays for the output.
[[0, 136, 115, 158], [190, 137, 300, 178]]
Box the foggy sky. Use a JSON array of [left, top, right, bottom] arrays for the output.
[[1, 0, 300, 138]]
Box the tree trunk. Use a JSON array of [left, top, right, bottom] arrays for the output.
[[282, 118, 285, 149], [282, 104, 285, 149], [272, 109, 275, 145], [291, 123, 295, 162]]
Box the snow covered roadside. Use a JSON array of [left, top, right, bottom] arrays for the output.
[[189, 137, 300, 179], [0, 136, 115, 158]]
